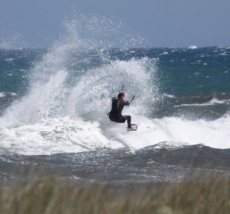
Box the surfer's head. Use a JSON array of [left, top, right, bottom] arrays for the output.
[[118, 91, 125, 99]]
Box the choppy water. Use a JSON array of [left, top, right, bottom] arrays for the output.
[[0, 26, 230, 183]]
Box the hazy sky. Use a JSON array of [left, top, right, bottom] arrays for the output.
[[0, 0, 229, 48]]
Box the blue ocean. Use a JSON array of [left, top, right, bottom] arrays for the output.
[[0, 27, 230, 183]]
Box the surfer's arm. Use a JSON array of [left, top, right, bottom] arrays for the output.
[[124, 101, 130, 106]]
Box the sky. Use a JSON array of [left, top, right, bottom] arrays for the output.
[[0, 0, 230, 48]]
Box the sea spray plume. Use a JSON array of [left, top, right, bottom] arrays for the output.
[[1, 16, 156, 127], [1, 44, 70, 126], [0, 17, 114, 126], [66, 57, 158, 119], [61, 15, 147, 49]]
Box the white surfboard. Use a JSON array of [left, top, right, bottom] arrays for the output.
[[127, 124, 138, 131]]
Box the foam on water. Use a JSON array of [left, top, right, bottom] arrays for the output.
[[101, 114, 230, 150], [176, 98, 227, 107], [188, 45, 198, 49], [0, 92, 17, 98], [0, 117, 122, 155]]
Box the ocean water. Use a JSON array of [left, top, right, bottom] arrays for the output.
[[0, 39, 230, 183]]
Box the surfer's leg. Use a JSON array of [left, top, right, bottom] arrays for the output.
[[110, 115, 131, 127], [110, 115, 124, 123], [123, 115, 131, 128]]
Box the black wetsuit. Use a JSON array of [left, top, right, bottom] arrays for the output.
[[109, 97, 131, 128]]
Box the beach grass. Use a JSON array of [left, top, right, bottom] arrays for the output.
[[0, 176, 230, 214]]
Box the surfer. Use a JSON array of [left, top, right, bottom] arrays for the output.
[[108, 91, 132, 129]]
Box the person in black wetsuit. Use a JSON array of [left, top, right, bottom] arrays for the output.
[[108, 91, 132, 128]]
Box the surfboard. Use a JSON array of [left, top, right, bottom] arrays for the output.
[[127, 124, 138, 131]]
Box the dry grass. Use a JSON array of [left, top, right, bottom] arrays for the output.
[[0, 176, 230, 214]]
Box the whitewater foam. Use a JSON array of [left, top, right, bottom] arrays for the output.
[[1, 112, 230, 155], [0, 117, 122, 155], [101, 114, 230, 151], [176, 98, 227, 107], [0, 92, 17, 98]]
